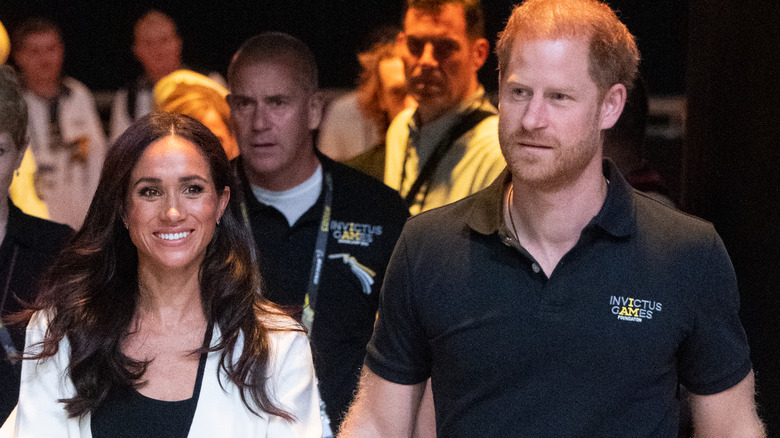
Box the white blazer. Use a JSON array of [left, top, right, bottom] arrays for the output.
[[0, 312, 322, 437]]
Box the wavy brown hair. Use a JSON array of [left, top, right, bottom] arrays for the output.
[[355, 40, 403, 138], [25, 112, 294, 420]]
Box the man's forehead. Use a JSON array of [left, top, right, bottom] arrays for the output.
[[507, 36, 590, 67], [20, 31, 62, 49], [502, 38, 596, 90], [135, 15, 177, 41], [233, 61, 311, 92], [404, 4, 468, 38]]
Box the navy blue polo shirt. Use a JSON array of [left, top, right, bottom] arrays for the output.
[[366, 160, 752, 437]]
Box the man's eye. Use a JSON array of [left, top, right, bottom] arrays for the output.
[[550, 93, 568, 101], [406, 38, 425, 57], [433, 40, 458, 60], [228, 96, 255, 111], [512, 88, 530, 99]]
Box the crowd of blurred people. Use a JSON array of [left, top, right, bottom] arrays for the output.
[[0, 0, 764, 437]]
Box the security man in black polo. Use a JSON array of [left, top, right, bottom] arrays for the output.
[[226, 32, 409, 434]]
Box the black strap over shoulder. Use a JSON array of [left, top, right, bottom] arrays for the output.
[[126, 79, 139, 121], [125, 75, 154, 121], [404, 108, 495, 207], [0, 245, 20, 369]]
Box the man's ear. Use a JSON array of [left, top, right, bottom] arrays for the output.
[[397, 32, 407, 52], [308, 91, 324, 131], [599, 83, 627, 130], [471, 37, 490, 71]]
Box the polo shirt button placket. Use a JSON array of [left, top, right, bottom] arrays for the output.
[[531, 263, 541, 274]]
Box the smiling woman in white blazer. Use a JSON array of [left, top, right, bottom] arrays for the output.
[[0, 113, 321, 437]]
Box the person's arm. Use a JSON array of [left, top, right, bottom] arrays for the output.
[[689, 371, 765, 437], [678, 230, 762, 437], [412, 379, 436, 438], [338, 367, 426, 437]]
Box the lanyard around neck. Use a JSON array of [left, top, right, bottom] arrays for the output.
[[400, 105, 494, 211], [302, 171, 334, 331], [301, 171, 336, 437], [0, 245, 20, 366]]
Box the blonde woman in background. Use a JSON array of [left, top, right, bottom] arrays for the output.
[[154, 69, 239, 160]]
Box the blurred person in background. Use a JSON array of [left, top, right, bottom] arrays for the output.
[[0, 64, 73, 427], [110, 10, 225, 142], [318, 27, 415, 180], [2, 18, 48, 218], [11, 17, 106, 230], [603, 76, 675, 206], [384, 0, 505, 215], [154, 69, 239, 159]]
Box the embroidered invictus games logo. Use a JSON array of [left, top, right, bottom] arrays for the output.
[[610, 296, 663, 322], [330, 221, 383, 246], [328, 253, 376, 295]]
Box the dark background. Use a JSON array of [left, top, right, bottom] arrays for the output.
[[0, 0, 686, 95]]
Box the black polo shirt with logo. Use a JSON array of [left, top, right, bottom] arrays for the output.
[[366, 160, 752, 437], [233, 153, 409, 431]]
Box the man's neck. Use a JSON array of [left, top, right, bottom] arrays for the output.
[[244, 149, 321, 192], [26, 78, 60, 99], [415, 103, 449, 126], [507, 160, 607, 276], [415, 82, 480, 126]]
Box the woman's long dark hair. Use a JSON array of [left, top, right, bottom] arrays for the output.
[[26, 112, 293, 420]]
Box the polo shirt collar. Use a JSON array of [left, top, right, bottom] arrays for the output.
[[464, 169, 509, 236], [232, 152, 331, 227], [465, 159, 635, 238], [591, 159, 634, 237]]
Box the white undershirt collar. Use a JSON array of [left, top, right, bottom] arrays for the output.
[[251, 165, 323, 226]]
